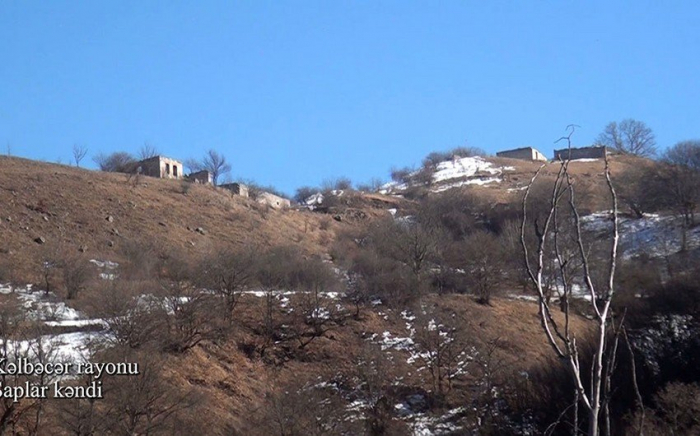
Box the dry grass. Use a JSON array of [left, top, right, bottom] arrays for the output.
[[0, 156, 350, 282]]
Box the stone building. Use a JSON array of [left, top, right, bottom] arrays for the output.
[[256, 192, 291, 209], [188, 170, 213, 185], [138, 156, 183, 179], [553, 146, 609, 161], [220, 183, 249, 198], [496, 147, 548, 161]]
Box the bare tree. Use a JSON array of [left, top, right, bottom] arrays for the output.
[[138, 142, 159, 160], [201, 245, 259, 325], [596, 119, 657, 157], [412, 310, 474, 396], [101, 349, 196, 435], [371, 218, 444, 300], [72, 143, 88, 167], [186, 149, 231, 186], [286, 258, 344, 349], [520, 127, 621, 435], [458, 231, 508, 305], [156, 253, 220, 353], [655, 141, 700, 251]]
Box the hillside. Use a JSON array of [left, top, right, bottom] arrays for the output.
[[378, 153, 653, 211], [0, 156, 357, 282], [0, 154, 697, 435]]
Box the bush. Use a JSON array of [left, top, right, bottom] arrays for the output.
[[294, 186, 319, 203], [321, 176, 353, 192], [355, 178, 384, 192], [422, 151, 452, 168], [390, 166, 413, 183], [93, 151, 138, 173], [450, 146, 487, 157]]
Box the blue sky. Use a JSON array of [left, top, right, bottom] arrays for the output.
[[1, 1, 699, 194]]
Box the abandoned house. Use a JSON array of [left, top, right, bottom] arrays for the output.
[[256, 192, 291, 209], [553, 145, 609, 161], [138, 156, 184, 179], [496, 146, 548, 161], [187, 170, 213, 185], [220, 183, 249, 198]]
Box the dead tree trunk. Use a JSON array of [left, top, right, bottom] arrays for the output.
[[520, 128, 620, 436]]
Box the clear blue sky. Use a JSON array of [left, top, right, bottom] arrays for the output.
[[2, 1, 699, 194]]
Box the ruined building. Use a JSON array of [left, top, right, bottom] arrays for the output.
[[220, 183, 249, 198], [138, 156, 183, 179], [187, 170, 213, 185], [553, 146, 609, 161], [256, 192, 291, 209], [496, 147, 548, 161]]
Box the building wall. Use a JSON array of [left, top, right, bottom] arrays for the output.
[[256, 192, 291, 209], [553, 146, 608, 161], [139, 156, 184, 179], [220, 183, 249, 198], [532, 149, 548, 161], [497, 147, 548, 161], [188, 170, 212, 184]]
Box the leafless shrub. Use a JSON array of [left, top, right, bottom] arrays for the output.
[[252, 246, 298, 356], [294, 186, 319, 204], [390, 166, 413, 183], [137, 142, 159, 160], [629, 382, 700, 435], [93, 152, 138, 173], [355, 178, 384, 192], [285, 257, 344, 350], [72, 143, 88, 167], [412, 309, 475, 397], [61, 254, 92, 300], [92, 280, 161, 350], [119, 240, 158, 281], [321, 176, 353, 192], [186, 149, 231, 186], [457, 231, 508, 304], [450, 145, 487, 157], [252, 377, 354, 436], [199, 245, 260, 326], [155, 253, 222, 353], [100, 347, 199, 435], [351, 344, 410, 435]]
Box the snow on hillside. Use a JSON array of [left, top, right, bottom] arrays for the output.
[[432, 156, 509, 183], [0, 283, 107, 366], [381, 156, 514, 194], [582, 212, 700, 259]]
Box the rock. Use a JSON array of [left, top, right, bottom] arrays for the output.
[[106, 216, 114, 223], [195, 227, 206, 235], [111, 228, 120, 236], [43, 216, 49, 221], [158, 222, 167, 227], [333, 215, 342, 222], [34, 236, 45, 244], [5, 217, 11, 222], [189, 241, 196, 246], [107, 240, 114, 247], [79, 245, 87, 253]]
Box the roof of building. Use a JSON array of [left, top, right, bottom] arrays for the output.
[[138, 155, 183, 164], [497, 146, 537, 153]]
